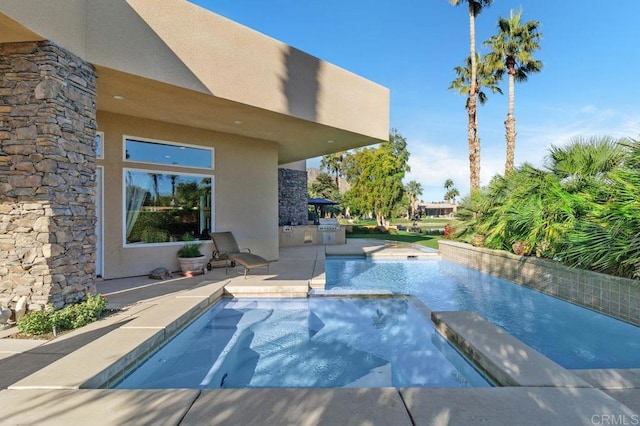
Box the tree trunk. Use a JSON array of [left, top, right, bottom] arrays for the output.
[[467, 3, 480, 191], [505, 67, 517, 174], [376, 211, 385, 228], [468, 95, 480, 190]]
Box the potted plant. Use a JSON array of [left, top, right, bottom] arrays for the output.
[[512, 240, 531, 256], [471, 233, 485, 247], [177, 234, 206, 275]]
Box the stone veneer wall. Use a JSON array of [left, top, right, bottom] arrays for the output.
[[439, 240, 640, 326], [278, 168, 308, 226], [0, 41, 97, 312]]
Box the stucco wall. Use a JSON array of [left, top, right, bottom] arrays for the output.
[[97, 111, 279, 279], [439, 240, 640, 326]]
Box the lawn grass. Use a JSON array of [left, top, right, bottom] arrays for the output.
[[344, 218, 451, 227], [346, 232, 442, 250]]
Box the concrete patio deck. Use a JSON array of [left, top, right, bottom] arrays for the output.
[[0, 239, 638, 425]]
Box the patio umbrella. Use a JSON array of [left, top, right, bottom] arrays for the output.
[[307, 198, 338, 206], [307, 198, 338, 220]]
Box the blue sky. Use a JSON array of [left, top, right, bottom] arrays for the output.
[[192, 1, 640, 202]]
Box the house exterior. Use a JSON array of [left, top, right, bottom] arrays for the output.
[[418, 202, 457, 218], [0, 0, 389, 311]]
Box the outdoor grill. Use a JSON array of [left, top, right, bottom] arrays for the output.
[[318, 218, 340, 231]]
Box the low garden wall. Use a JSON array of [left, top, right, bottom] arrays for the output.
[[438, 240, 640, 326]]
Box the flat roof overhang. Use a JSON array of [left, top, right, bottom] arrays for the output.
[[0, 1, 390, 164], [96, 66, 382, 164]]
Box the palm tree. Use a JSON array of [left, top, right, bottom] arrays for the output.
[[450, 53, 503, 152], [405, 180, 423, 219], [320, 152, 346, 192], [547, 136, 626, 190], [445, 188, 461, 204], [444, 179, 454, 191], [308, 172, 339, 200], [443, 179, 461, 203], [449, 0, 494, 191], [552, 137, 637, 278], [485, 9, 543, 174]]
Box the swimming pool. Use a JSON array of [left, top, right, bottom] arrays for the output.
[[115, 298, 491, 389], [325, 257, 640, 369]]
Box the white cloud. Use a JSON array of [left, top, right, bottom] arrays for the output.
[[404, 105, 640, 203], [405, 141, 471, 202], [515, 105, 640, 169], [310, 105, 640, 204]]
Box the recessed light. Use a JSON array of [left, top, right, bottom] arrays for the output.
[[234, 120, 243, 125], [327, 140, 334, 144], [113, 95, 126, 100]]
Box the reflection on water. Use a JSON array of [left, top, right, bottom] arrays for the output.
[[326, 258, 640, 369], [115, 298, 491, 389]]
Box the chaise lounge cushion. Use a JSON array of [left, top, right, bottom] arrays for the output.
[[229, 252, 270, 269], [209, 231, 270, 277]]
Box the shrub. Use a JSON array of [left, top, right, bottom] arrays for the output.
[[444, 224, 455, 239], [16, 309, 52, 335], [350, 225, 372, 234], [17, 294, 108, 336]]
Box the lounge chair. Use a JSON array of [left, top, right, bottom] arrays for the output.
[[208, 231, 270, 278]]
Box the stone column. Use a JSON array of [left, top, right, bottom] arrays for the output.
[[278, 168, 308, 226], [0, 41, 97, 312]]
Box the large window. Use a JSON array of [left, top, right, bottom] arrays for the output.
[[124, 170, 213, 245], [122, 136, 215, 246]]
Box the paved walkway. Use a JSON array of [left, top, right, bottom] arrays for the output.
[[0, 239, 638, 425]]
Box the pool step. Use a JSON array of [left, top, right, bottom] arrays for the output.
[[224, 280, 309, 298], [431, 311, 592, 388]]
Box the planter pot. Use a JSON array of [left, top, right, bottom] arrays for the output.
[[512, 241, 531, 256], [178, 255, 207, 274]]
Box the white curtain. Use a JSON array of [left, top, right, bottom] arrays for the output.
[[125, 172, 152, 241]]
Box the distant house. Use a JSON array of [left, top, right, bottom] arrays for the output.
[[0, 0, 389, 311], [418, 202, 457, 218]]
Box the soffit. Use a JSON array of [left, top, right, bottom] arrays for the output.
[[97, 65, 377, 164], [0, 13, 43, 43]]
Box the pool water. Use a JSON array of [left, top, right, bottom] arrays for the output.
[[326, 257, 640, 369], [115, 298, 491, 389]]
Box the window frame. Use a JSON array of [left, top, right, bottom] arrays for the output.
[[122, 167, 215, 248], [122, 135, 215, 170]]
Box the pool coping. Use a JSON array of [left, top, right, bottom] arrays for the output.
[[431, 311, 593, 388], [8, 280, 227, 390], [2, 240, 639, 424], [8, 278, 636, 391], [3, 282, 638, 424]]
